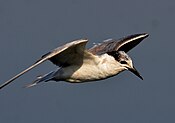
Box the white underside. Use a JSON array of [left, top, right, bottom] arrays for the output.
[[54, 53, 126, 82]]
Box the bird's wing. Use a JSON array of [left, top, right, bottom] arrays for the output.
[[39, 39, 88, 66], [88, 33, 149, 55], [0, 39, 88, 89]]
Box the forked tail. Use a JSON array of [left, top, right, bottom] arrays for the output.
[[25, 70, 57, 88]]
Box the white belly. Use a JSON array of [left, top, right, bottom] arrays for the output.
[[57, 54, 126, 83]]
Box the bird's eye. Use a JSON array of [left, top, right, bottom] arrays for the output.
[[120, 61, 127, 64]]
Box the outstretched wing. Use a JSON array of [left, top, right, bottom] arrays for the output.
[[0, 39, 88, 89], [39, 39, 88, 66], [88, 33, 149, 55]]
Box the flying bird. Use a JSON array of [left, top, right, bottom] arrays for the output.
[[0, 33, 149, 89]]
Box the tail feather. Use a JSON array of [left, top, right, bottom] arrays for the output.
[[25, 70, 56, 88]]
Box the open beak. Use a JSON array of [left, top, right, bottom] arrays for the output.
[[128, 66, 143, 80]]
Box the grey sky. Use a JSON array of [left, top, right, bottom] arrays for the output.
[[0, 0, 175, 123]]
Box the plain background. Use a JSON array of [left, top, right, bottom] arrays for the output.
[[0, 0, 174, 123]]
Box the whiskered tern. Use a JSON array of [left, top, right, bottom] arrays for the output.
[[0, 33, 149, 89]]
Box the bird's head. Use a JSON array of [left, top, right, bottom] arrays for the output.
[[112, 51, 143, 80]]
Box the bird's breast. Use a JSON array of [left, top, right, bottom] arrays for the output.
[[63, 54, 125, 82]]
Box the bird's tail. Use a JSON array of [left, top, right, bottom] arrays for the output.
[[25, 70, 56, 88]]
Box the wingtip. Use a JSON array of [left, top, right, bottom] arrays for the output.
[[0, 83, 7, 90], [140, 33, 149, 38], [0, 80, 13, 90], [130, 33, 149, 42]]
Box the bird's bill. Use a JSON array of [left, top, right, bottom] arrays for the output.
[[128, 66, 143, 80]]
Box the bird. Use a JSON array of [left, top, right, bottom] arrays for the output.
[[0, 33, 149, 89]]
